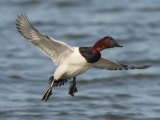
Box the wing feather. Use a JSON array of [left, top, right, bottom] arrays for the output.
[[16, 13, 74, 64], [93, 57, 150, 70]]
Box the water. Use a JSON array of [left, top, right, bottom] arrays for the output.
[[0, 0, 160, 120]]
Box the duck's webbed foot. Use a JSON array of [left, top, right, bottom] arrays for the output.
[[68, 77, 78, 97]]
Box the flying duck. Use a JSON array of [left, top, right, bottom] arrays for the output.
[[16, 14, 150, 101]]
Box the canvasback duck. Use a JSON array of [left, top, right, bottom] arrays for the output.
[[16, 14, 150, 101]]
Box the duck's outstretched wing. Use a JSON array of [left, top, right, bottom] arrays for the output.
[[93, 57, 150, 70], [16, 13, 74, 65]]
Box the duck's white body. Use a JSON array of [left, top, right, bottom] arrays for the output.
[[54, 47, 91, 80]]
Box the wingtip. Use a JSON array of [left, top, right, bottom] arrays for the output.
[[18, 14, 21, 20], [136, 65, 151, 69], [17, 13, 27, 20], [141, 65, 151, 69]]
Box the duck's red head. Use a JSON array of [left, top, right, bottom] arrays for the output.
[[92, 36, 123, 53]]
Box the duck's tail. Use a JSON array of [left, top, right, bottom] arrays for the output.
[[49, 76, 68, 87]]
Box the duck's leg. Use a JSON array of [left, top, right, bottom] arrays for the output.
[[42, 76, 54, 102], [68, 77, 78, 97]]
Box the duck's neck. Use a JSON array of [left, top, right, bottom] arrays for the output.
[[92, 45, 103, 53], [79, 47, 101, 63]]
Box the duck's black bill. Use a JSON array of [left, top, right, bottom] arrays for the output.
[[115, 43, 123, 47]]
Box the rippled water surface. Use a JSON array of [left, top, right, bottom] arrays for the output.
[[1, 0, 160, 120]]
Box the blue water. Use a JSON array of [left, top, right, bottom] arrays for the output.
[[0, 0, 160, 120]]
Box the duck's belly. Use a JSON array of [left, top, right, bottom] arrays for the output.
[[65, 64, 90, 78], [54, 60, 91, 80]]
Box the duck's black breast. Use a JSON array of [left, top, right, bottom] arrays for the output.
[[79, 47, 101, 63]]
